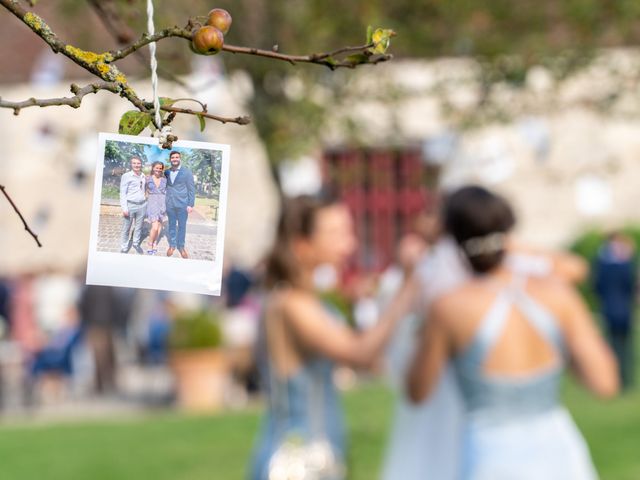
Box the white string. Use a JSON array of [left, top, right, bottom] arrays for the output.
[[146, 0, 162, 130]]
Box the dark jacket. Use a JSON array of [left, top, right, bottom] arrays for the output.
[[594, 245, 637, 334]]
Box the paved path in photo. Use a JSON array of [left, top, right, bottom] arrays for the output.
[[98, 204, 217, 261]]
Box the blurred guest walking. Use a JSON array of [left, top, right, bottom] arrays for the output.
[[249, 195, 415, 480], [408, 186, 618, 480], [594, 232, 637, 390]]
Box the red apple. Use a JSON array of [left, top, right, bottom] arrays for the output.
[[191, 26, 224, 55], [206, 8, 232, 35]]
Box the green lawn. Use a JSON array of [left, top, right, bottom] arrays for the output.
[[1, 358, 638, 479]]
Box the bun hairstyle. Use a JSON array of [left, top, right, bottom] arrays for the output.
[[264, 193, 340, 289], [443, 185, 516, 274]]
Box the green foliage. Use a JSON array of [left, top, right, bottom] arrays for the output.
[[103, 140, 148, 177], [101, 184, 119, 200], [57, 0, 640, 175], [319, 290, 356, 328], [569, 225, 640, 310], [181, 149, 222, 198], [196, 113, 206, 132], [369, 28, 395, 55], [169, 309, 223, 350], [118, 111, 152, 135]]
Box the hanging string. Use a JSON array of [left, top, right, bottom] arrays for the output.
[[146, 0, 162, 131]]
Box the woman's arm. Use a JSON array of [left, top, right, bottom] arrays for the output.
[[406, 298, 451, 403], [282, 277, 418, 369], [560, 283, 619, 398]]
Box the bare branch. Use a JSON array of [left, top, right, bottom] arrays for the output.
[[160, 105, 251, 125], [0, 184, 42, 247], [109, 26, 192, 61], [86, 0, 193, 92], [1, 0, 148, 112], [0, 82, 122, 115], [110, 27, 392, 69], [87, 0, 136, 44]]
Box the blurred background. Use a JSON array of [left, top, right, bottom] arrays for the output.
[[1, 1, 640, 479]]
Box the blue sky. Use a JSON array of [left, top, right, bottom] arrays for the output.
[[142, 145, 193, 165]]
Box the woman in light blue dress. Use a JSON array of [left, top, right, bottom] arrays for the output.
[[408, 185, 618, 480], [249, 195, 415, 480]]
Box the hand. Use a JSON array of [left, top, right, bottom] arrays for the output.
[[187, 206, 193, 214], [123, 210, 129, 218]]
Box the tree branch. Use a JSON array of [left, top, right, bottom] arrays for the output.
[[109, 27, 392, 69], [86, 0, 193, 92], [0, 82, 122, 115], [0, 184, 42, 247], [160, 105, 250, 125]]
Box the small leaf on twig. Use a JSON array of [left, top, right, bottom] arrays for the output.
[[366, 25, 374, 44], [119, 110, 151, 135], [345, 53, 369, 66], [196, 113, 206, 132], [369, 28, 396, 55], [159, 97, 175, 107]]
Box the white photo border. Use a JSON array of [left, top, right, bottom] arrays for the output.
[[86, 132, 231, 296]]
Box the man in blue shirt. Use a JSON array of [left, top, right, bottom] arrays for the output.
[[165, 151, 195, 259]]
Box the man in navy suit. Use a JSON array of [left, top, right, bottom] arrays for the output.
[[594, 232, 637, 390], [165, 151, 195, 259]]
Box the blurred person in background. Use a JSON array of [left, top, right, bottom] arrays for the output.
[[408, 186, 618, 480], [249, 194, 416, 480], [594, 231, 637, 390], [78, 285, 121, 395], [0, 278, 10, 337], [383, 200, 590, 480]]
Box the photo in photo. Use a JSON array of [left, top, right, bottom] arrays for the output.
[[87, 133, 230, 295]]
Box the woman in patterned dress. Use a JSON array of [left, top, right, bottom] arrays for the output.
[[146, 161, 167, 254]]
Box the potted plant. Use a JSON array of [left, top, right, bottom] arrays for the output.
[[168, 308, 229, 412]]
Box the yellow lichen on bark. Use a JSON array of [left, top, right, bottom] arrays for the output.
[[64, 45, 114, 65]]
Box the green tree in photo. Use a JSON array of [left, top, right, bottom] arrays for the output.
[[104, 140, 148, 180]]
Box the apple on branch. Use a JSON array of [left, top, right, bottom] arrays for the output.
[[191, 25, 224, 55]]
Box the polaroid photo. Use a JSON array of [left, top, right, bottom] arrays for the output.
[[86, 132, 230, 296]]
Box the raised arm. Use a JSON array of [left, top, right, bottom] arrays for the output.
[[406, 297, 451, 403], [283, 277, 418, 369], [559, 282, 619, 398]]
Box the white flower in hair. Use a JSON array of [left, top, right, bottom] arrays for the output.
[[463, 233, 506, 257]]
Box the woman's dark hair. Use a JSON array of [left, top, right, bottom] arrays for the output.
[[443, 185, 516, 274], [264, 193, 340, 288], [150, 161, 164, 171]]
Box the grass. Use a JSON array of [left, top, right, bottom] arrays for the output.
[[101, 184, 119, 201], [0, 338, 638, 480]]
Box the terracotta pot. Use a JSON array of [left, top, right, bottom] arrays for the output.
[[169, 349, 229, 412]]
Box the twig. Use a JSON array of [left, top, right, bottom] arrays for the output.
[[87, 0, 193, 92], [0, 184, 42, 247], [160, 105, 250, 125], [111, 30, 392, 69], [0, 82, 122, 115]]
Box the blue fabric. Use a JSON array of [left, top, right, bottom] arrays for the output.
[[166, 207, 188, 249], [145, 176, 167, 222], [165, 167, 195, 209], [30, 327, 83, 376], [594, 245, 636, 334], [452, 280, 598, 479], [453, 280, 566, 424], [249, 310, 346, 480]]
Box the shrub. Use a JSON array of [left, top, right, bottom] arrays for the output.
[[169, 309, 223, 350]]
